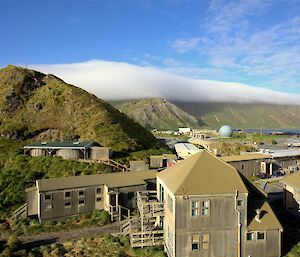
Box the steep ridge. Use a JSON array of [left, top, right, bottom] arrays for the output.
[[0, 65, 158, 151]]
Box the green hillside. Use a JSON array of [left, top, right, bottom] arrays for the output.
[[173, 102, 300, 129], [0, 65, 159, 151], [112, 98, 200, 130]]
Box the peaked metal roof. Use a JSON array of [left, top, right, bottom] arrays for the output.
[[157, 150, 248, 196], [36, 171, 157, 192], [221, 153, 271, 162], [281, 171, 300, 189], [247, 200, 282, 231], [24, 141, 95, 149]]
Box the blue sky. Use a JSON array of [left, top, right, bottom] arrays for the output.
[[1, 0, 300, 98]]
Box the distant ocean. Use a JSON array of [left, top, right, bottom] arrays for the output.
[[242, 129, 300, 135]]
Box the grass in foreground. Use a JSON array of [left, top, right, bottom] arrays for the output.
[[0, 235, 166, 257]]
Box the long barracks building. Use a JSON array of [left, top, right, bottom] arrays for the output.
[[24, 150, 282, 257]]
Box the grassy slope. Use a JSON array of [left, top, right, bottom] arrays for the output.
[[0, 137, 113, 218], [0, 65, 159, 151], [173, 101, 300, 129], [112, 98, 200, 130]]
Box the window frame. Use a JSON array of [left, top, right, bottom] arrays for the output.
[[257, 231, 266, 240], [78, 199, 85, 206], [191, 201, 200, 216], [44, 193, 52, 201], [96, 187, 102, 195], [246, 232, 254, 241], [64, 202, 71, 208], [64, 191, 71, 199], [78, 189, 85, 198], [168, 194, 173, 214], [201, 200, 210, 216], [191, 234, 200, 251]]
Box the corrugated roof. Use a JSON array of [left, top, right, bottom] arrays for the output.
[[281, 171, 300, 188], [221, 154, 271, 162], [157, 150, 248, 196], [24, 141, 95, 149], [247, 201, 282, 231], [37, 171, 157, 192]]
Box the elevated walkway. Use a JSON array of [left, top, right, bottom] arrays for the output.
[[120, 190, 164, 248]]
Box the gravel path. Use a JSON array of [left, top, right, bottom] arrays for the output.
[[19, 222, 123, 248]]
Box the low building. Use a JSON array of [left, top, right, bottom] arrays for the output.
[[174, 143, 200, 159], [129, 161, 149, 171], [24, 141, 112, 161], [178, 127, 191, 134], [266, 149, 300, 174], [281, 172, 300, 217], [157, 151, 282, 257], [26, 171, 157, 222], [149, 154, 177, 169], [221, 154, 271, 178]]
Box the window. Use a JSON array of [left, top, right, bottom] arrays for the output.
[[96, 197, 102, 202], [96, 187, 102, 194], [202, 200, 210, 216], [241, 164, 244, 169], [78, 190, 85, 197], [64, 191, 71, 199], [257, 232, 265, 240], [237, 199, 244, 207], [168, 194, 173, 213], [65, 202, 71, 208], [128, 192, 135, 200], [191, 201, 200, 216], [44, 194, 52, 201], [79, 199, 85, 206], [247, 232, 254, 241], [191, 234, 200, 251], [45, 203, 52, 210], [159, 184, 164, 202], [202, 233, 210, 250]]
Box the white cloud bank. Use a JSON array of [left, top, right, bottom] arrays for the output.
[[29, 59, 300, 104]]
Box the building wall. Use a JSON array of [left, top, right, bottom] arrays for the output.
[[26, 188, 38, 216], [228, 160, 263, 177], [91, 147, 112, 161], [39, 186, 101, 222], [245, 230, 281, 257], [157, 178, 175, 257], [174, 194, 247, 257], [284, 185, 300, 216], [36, 183, 151, 222], [273, 157, 299, 173]]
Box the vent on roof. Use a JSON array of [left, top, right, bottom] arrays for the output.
[[41, 142, 47, 145], [73, 142, 80, 145]]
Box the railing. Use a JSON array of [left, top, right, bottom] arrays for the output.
[[80, 158, 130, 172], [131, 230, 164, 248], [12, 203, 27, 220]]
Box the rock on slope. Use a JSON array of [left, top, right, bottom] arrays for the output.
[[0, 65, 158, 151]]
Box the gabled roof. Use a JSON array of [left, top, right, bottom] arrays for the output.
[[36, 171, 157, 192], [157, 150, 248, 196], [281, 171, 300, 189], [24, 141, 95, 149], [221, 153, 271, 162], [247, 200, 282, 231]]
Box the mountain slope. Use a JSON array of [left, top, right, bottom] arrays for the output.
[[173, 101, 300, 129], [112, 98, 200, 130], [0, 65, 158, 151]]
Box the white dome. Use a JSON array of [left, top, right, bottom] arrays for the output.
[[218, 125, 233, 137]]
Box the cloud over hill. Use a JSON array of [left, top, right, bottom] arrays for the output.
[[29, 60, 300, 105]]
